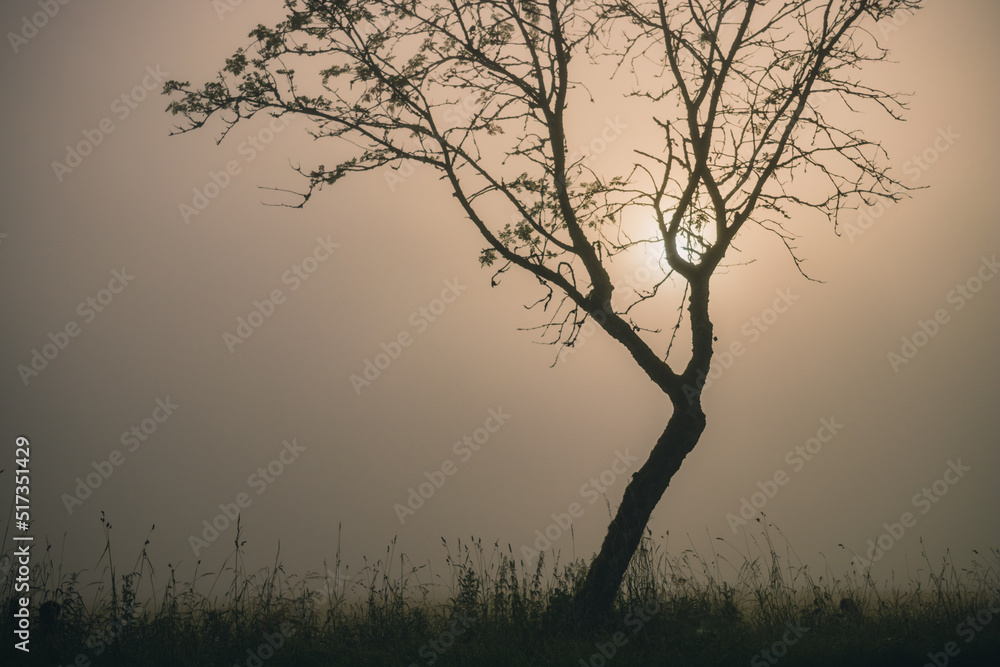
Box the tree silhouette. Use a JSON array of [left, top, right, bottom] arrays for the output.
[[165, 0, 921, 621]]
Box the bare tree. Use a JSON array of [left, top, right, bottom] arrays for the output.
[[165, 0, 921, 621]]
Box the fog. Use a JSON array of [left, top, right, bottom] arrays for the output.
[[1, 1, 997, 600]]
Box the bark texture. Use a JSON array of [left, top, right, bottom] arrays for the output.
[[573, 401, 707, 622]]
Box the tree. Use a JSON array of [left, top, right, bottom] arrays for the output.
[[165, 0, 921, 622]]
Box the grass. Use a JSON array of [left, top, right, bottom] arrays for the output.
[[1, 513, 998, 666]]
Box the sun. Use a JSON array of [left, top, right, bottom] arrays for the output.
[[636, 211, 712, 268]]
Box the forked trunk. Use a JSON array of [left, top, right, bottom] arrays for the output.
[[573, 399, 707, 621]]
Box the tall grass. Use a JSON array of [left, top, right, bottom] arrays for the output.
[[1, 512, 997, 666]]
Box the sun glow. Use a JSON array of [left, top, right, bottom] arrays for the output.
[[632, 208, 715, 270]]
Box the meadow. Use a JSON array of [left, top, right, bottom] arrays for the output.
[[2, 515, 998, 666]]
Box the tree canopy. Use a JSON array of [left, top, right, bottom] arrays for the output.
[[165, 0, 922, 619]]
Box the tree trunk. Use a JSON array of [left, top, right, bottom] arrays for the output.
[[573, 399, 706, 621]]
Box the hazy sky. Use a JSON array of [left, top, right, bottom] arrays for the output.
[[1, 2, 997, 597]]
